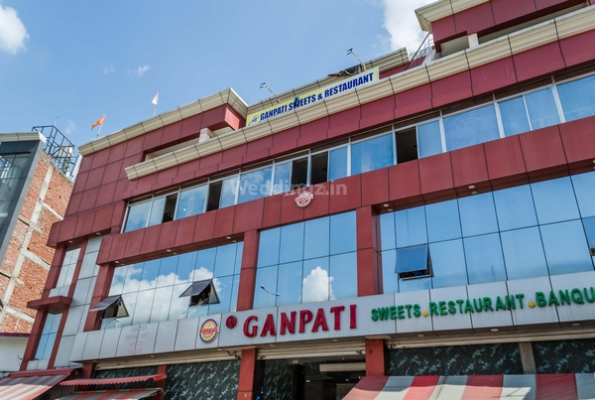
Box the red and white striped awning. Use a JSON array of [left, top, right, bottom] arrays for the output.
[[344, 374, 595, 400], [57, 388, 161, 400], [0, 373, 71, 400], [59, 374, 167, 386]]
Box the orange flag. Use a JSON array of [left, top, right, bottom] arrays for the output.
[[91, 115, 105, 129]]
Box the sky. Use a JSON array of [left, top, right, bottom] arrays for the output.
[[0, 0, 433, 149]]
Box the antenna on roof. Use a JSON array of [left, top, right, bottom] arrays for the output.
[[347, 48, 367, 72], [260, 82, 280, 104]]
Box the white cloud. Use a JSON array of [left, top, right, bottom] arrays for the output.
[[0, 4, 28, 54], [302, 266, 335, 303], [128, 64, 151, 77], [103, 65, 115, 74], [381, 0, 434, 53], [64, 120, 76, 135]]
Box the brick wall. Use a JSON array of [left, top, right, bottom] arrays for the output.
[[0, 152, 73, 334]]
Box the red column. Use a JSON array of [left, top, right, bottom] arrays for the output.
[[365, 339, 386, 376], [237, 230, 259, 311], [356, 206, 382, 296], [155, 365, 167, 400], [237, 348, 257, 400]]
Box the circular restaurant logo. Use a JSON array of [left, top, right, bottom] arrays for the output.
[[294, 191, 314, 208], [199, 319, 219, 343]]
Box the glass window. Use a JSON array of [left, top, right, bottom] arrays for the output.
[[34, 312, 62, 360], [584, 218, 595, 263], [254, 266, 279, 308], [444, 105, 500, 151], [273, 162, 291, 195], [258, 228, 281, 267], [350, 134, 394, 175], [501, 227, 548, 280], [493, 185, 538, 231], [176, 185, 207, 219], [123, 200, 151, 232], [572, 171, 595, 218], [531, 177, 579, 225], [525, 88, 560, 129], [382, 250, 399, 294], [426, 199, 461, 242], [540, 220, 593, 275], [417, 120, 443, 158], [276, 262, 302, 307], [214, 244, 237, 277], [157, 257, 178, 287], [209, 275, 234, 314], [56, 247, 81, 288], [430, 240, 467, 288], [291, 158, 308, 188], [304, 217, 330, 260], [379, 212, 396, 251], [395, 206, 427, 248], [330, 211, 356, 255], [302, 257, 331, 303], [328, 147, 348, 181], [464, 234, 507, 284], [500, 97, 531, 136], [219, 176, 238, 208], [279, 223, 305, 264], [238, 167, 272, 204], [558, 74, 595, 122], [310, 153, 329, 185], [150, 286, 174, 323], [396, 128, 418, 163], [395, 245, 431, 279], [329, 252, 357, 300], [458, 193, 499, 237]]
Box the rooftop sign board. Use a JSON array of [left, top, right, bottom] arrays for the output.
[[246, 67, 380, 127]]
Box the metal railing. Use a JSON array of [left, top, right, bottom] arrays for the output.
[[31, 125, 80, 180]]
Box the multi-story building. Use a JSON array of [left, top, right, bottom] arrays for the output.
[[7, 0, 595, 398], [0, 128, 75, 374]]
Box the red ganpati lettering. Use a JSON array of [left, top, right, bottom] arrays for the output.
[[244, 315, 258, 338]]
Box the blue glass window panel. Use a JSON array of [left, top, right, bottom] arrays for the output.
[[219, 176, 238, 208], [399, 275, 431, 292], [234, 242, 244, 275], [214, 244, 237, 277], [124, 201, 151, 232], [571, 171, 595, 218], [464, 234, 507, 285], [169, 284, 189, 320], [35, 334, 49, 360], [147, 196, 166, 227], [444, 105, 500, 151], [157, 256, 178, 287], [254, 266, 278, 309], [304, 217, 330, 260], [330, 211, 356, 255], [584, 217, 595, 251], [494, 185, 538, 231], [109, 266, 127, 296], [122, 265, 141, 293], [525, 88, 560, 129], [230, 275, 240, 312], [458, 193, 499, 237], [381, 250, 399, 294], [187, 300, 209, 319], [329, 147, 348, 180], [149, 286, 174, 323], [501, 227, 548, 280], [238, 167, 272, 204], [258, 228, 281, 267], [195, 248, 216, 273], [118, 292, 138, 327], [279, 223, 305, 263], [302, 257, 330, 303], [273, 162, 291, 195], [541, 220, 593, 275], [417, 121, 443, 158], [141, 259, 160, 291], [426, 200, 461, 242], [330, 252, 357, 300], [132, 289, 155, 325], [396, 245, 429, 273], [430, 240, 468, 288], [557, 74, 595, 122], [379, 212, 396, 251], [175, 252, 197, 284], [395, 206, 427, 248], [209, 275, 234, 314], [350, 134, 394, 175], [531, 177, 580, 225], [176, 185, 207, 219], [277, 261, 303, 307], [500, 97, 531, 136]]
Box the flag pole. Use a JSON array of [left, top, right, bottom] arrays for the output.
[[96, 124, 103, 139]]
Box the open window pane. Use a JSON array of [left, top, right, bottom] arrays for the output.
[[206, 181, 222, 211], [310, 152, 328, 185], [417, 121, 442, 158], [180, 280, 220, 306], [219, 176, 238, 208], [396, 245, 431, 279], [291, 158, 308, 188], [124, 200, 151, 232], [396, 128, 418, 163]]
